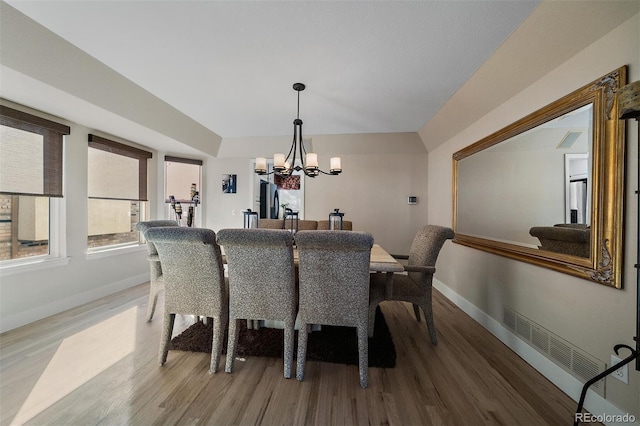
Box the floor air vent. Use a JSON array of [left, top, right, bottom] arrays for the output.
[[503, 307, 606, 396]]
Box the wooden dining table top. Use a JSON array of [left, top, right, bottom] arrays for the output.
[[220, 243, 403, 273], [366, 244, 405, 273]]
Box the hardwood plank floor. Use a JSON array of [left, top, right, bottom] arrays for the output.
[[0, 283, 582, 425]]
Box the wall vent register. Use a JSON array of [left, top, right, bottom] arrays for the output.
[[503, 307, 606, 396]]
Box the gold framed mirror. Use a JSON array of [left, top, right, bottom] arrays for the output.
[[452, 66, 627, 288]]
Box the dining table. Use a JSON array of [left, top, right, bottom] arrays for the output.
[[363, 243, 405, 298]]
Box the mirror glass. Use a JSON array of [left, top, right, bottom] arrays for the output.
[[456, 104, 592, 253], [453, 67, 626, 288]]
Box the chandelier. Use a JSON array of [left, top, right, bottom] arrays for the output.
[[254, 83, 342, 177]]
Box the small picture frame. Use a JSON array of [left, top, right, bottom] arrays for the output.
[[222, 174, 237, 193]]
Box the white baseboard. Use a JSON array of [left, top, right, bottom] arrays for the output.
[[433, 278, 639, 426], [0, 273, 149, 333]]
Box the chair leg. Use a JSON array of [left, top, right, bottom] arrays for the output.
[[413, 303, 421, 322], [283, 317, 295, 379], [421, 302, 438, 345], [296, 323, 309, 381], [368, 304, 378, 338], [357, 325, 369, 388], [159, 312, 175, 365], [225, 318, 240, 373], [146, 285, 160, 322], [210, 315, 225, 374]]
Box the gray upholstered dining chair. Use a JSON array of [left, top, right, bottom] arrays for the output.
[[257, 218, 284, 229], [135, 220, 179, 321], [297, 220, 318, 230], [317, 220, 353, 230], [369, 225, 454, 343], [295, 230, 374, 388], [216, 228, 296, 378], [144, 227, 228, 374]]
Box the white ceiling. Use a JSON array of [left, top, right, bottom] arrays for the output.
[[5, 0, 540, 139]]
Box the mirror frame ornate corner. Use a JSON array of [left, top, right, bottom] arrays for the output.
[[452, 66, 627, 288]]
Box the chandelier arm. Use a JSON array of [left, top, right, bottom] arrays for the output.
[[316, 168, 339, 176], [292, 123, 300, 173], [295, 85, 306, 172], [300, 133, 307, 157], [298, 122, 306, 170], [256, 169, 276, 176], [285, 127, 296, 165]]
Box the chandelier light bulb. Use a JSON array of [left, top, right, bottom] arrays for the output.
[[255, 157, 267, 174], [306, 153, 318, 169], [274, 153, 286, 170], [330, 157, 342, 173]]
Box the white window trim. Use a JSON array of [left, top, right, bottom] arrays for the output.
[[86, 243, 147, 260], [0, 197, 68, 275]]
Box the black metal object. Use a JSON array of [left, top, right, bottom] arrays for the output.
[[285, 208, 299, 235], [574, 344, 638, 425], [618, 82, 640, 372], [187, 206, 194, 227], [254, 83, 342, 178], [574, 96, 640, 424], [634, 116, 640, 373], [329, 208, 344, 230], [243, 209, 258, 229]]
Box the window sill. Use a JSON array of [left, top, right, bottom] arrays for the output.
[[0, 256, 71, 277], [86, 244, 147, 260]]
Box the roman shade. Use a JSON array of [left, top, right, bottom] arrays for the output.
[[0, 106, 70, 197], [164, 155, 203, 166], [88, 134, 152, 201]]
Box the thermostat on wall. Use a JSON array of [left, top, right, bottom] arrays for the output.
[[407, 196, 418, 205]]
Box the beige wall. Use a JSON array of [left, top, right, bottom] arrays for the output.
[[203, 132, 429, 254], [428, 14, 639, 417]]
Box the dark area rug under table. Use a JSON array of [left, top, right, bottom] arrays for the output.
[[169, 307, 396, 368]]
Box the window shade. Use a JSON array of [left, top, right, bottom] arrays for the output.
[[88, 134, 152, 201], [0, 105, 70, 197], [164, 155, 203, 166], [164, 156, 202, 202]]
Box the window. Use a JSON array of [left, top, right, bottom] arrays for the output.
[[0, 105, 69, 263], [164, 156, 202, 202], [164, 156, 202, 226], [87, 134, 152, 251]]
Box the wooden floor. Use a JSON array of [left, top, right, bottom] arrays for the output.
[[0, 283, 581, 425]]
